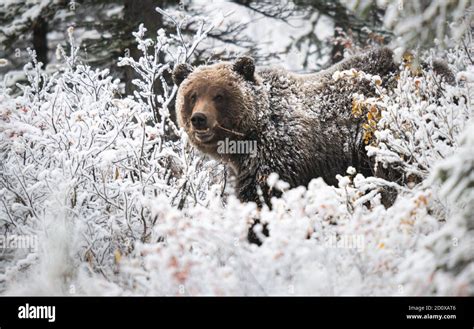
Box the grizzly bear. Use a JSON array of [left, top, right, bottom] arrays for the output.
[[173, 47, 399, 208]]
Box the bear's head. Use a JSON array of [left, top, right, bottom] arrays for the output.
[[173, 56, 260, 160]]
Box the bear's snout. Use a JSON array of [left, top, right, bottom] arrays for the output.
[[190, 97, 218, 132], [191, 112, 208, 130]]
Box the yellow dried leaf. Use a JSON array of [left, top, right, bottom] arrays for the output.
[[114, 249, 122, 264]]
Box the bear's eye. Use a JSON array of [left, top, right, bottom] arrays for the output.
[[190, 93, 197, 103], [214, 94, 224, 102]]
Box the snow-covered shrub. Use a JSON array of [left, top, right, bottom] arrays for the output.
[[0, 9, 472, 296], [343, 0, 472, 52], [397, 119, 474, 295], [0, 12, 225, 294], [365, 46, 472, 184]]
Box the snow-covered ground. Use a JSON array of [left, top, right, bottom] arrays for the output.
[[0, 8, 473, 296]]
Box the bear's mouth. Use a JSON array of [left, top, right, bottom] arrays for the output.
[[194, 129, 215, 143]]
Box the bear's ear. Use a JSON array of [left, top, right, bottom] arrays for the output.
[[233, 56, 255, 82], [172, 63, 193, 86]]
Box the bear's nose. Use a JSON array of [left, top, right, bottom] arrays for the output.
[[191, 112, 208, 130]]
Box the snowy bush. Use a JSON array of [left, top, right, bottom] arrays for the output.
[[343, 0, 472, 52], [397, 119, 474, 295], [0, 10, 472, 296], [0, 12, 226, 294], [366, 47, 472, 183]]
